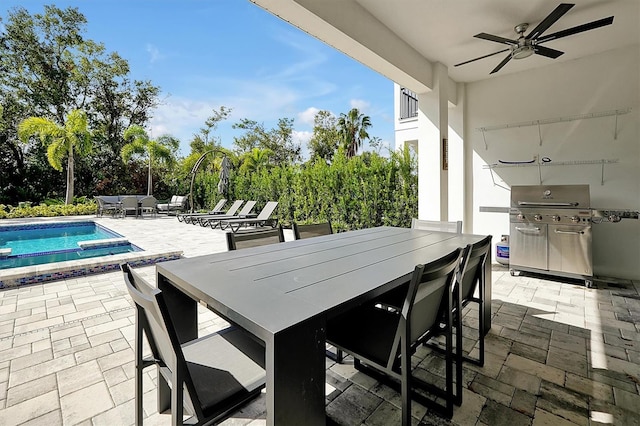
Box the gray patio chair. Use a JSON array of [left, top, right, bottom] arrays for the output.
[[226, 226, 285, 251], [292, 222, 333, 240], [411, 218, 463, 234], [177, 198, 226, 223], [219, 201, 279, 233], [326, 247, 463, 422], [197, 200, 257, 228], [194, 200, 245, 227], [95, 196, 119, 217], [157, 195, 189, 215], [139, 196, 157, 218], [121, 263, 266, 426], [119, 195, 139, 218]]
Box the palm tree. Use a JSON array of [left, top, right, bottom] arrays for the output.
[[18, 109, 92, 204], [240, 148, 273, 173], [121, 125, 177, 196], [337, 108, 371, 158]]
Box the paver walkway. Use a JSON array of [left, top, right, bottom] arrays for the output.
[[0, 216, 638, 425]]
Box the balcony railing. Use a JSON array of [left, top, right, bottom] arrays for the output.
[[399, 87, 418, 119]]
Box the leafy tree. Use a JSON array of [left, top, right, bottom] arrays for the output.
[[121, 125, 178, 195], [17, 109, 93, 204], [308, 110, 340, 162], [232, 118, 301, 166], [0, 5, 161, 203], [337, 108, 371, 158]]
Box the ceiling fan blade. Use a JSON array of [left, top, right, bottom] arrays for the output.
[[454, 48, 510, 67], [490, 55, 512, 74], [526, 3, 575, 40], [534, 45, 564, 59], [474, 32, 518, 46], [537, 16, 614, 43]]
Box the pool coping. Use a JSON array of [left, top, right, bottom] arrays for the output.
[[0, 218, 183, 289]]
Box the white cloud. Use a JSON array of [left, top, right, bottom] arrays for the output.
[[293, 130, 313, 160], [298, 107, 319, 126], [350, 99, 371, 113], [146, 44, 163, 63]]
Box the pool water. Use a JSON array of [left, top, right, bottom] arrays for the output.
[[0, 221, 140, 269]]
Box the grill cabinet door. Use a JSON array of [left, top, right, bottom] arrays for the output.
[[548, 225, 592, 276], [510, 223, 548, 271]]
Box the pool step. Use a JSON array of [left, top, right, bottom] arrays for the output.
[[78, 238, 130, 250], [0, 248, 11, 257]]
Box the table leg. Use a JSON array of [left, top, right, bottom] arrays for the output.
[[267, 316, 326, 425]]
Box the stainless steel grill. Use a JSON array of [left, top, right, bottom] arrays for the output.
[[509, 185, 593, 287]]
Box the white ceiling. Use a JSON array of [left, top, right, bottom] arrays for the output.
[[353, 0, 639, 83]]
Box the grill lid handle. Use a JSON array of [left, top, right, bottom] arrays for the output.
[[517, 201, 579, 207]]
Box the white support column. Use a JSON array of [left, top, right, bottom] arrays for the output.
[[417, 63, 449, 221]]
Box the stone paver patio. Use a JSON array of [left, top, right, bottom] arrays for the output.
[[0, 215, 638, 425]]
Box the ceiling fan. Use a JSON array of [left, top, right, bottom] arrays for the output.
[[455, 3, 614, 74]]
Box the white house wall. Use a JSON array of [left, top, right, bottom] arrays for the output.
[[467, 46, 640, 280]]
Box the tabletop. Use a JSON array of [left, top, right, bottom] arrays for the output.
[[156, 226, 490, 341]]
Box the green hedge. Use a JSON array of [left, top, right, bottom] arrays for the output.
[[200, 149, 418, 231], [0, 199, 97, 219]]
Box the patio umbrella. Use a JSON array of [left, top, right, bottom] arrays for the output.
[[217, 156, 231, 195]]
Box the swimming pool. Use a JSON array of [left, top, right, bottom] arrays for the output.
[[0, 221, 141, 269]]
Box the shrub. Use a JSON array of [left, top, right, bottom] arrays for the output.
[[0, 199, 97, 219]]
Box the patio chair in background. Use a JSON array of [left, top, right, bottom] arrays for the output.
[[292, 222, 333, 240], [95, 196, 119, 217], [177, 198, 226, 223], [119, 195, 139, 218], [219, 201, 279, 233], [198, 200, 257, 228], [326, 247, 463, 422], [411, 218, 463, 233], [194, 200, 245, 227], [226, 226, 285, 251], [157, 195, 188, 215], [139, 196, 157, 218], [121, 263, 266, 426]]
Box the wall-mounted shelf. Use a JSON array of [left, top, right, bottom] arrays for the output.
[[483, 159, 619, 186], [478, 107, 632, 149]]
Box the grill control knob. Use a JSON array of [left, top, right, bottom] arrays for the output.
[[552, 215, 561, 222], [534, 214, 542, 221], [570, 216, 580, 223], [517, 213, 525, 221]]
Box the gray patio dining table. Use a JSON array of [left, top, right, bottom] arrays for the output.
[[156, 226, 492, 425]]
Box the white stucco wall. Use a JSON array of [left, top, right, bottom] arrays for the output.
[[466, 46, 640, 280]]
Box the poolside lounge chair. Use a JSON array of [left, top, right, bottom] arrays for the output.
[[121, 264, 266, 426], [194, 200, 246, 226], [198, 200, 258, 228], [411, 218, 463, 233], [226, 226, 285, 250], [326, 247, 463, 422], [177, 198, 226, 223], [218, 201, 279, 233]]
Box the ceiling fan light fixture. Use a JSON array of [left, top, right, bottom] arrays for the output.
[[511, 45, 535, 59]]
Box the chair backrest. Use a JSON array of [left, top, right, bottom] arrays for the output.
[[411, 218, 463, 234], [394, 248, 461, 358], [458, 235, 492, 303], [120, 196, 139, 209], [121, 264, 198, 413], [140, 196, 157, 208], [224, 200, 245, 216], [210, 198, 227, 213], [226, 226, 285, 251], [256, 201, 278, 220], [292, 222, 333, 240], [236, 200, 257, 216]]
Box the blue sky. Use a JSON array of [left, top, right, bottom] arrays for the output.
[[2, 0, 395, 158]]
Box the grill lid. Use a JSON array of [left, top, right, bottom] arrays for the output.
[[510, 185, 590, 209]]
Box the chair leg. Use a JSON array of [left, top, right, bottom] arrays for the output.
[[135, 314, 144, 426]]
